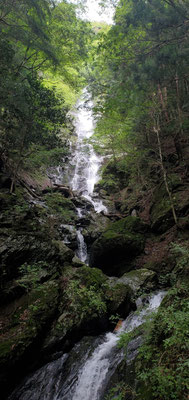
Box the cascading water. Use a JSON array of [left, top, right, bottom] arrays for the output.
[[70, 89, 107, 261], [8, 291, 166, 400], [46, 89, 107, 262], [70, 89, 107, 213]]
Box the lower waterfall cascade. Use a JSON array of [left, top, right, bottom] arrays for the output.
[[8, 291, 166, 400]]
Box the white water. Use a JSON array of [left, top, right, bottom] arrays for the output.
[[68, 291, 166, 400], [70, 89, 107, 261], [8, 291, 166, 400], [76, 229, 88, 262], [71, 89, 107, 214]]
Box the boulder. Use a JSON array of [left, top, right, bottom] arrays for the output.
[[42, 265, 136, 354], [115, 269, 156, 293], [89, 217, 148, 276], [42, 266, 109, 353], [105, 282, 136, 318]]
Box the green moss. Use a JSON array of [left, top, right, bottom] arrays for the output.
[[44, 193, 76, 223], [105, 283, 132, 312], [106, 216, 148, 234], [44, 267, 108, 344], [0, 340, 13, 359], [90, 217, 147, 275], [75, 266, 108, 288], [97, 176, 120, 194], [0, 280, 59, 368]]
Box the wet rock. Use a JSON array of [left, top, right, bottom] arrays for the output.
[[59, 224, 78, 249], [83, 211, 109, 244], [71, 196, 94, 211], [89, 217, 148, 276]]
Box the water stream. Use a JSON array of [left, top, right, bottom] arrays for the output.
[[8, 291, 166, 400], [47, 89, 107, 262], [69, 89, 107, 261]]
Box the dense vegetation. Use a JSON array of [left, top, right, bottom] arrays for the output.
[[90, 0, 189, 224], [0, 0, 90, 189]]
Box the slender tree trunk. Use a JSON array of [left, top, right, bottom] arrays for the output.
[[158, 83, 169, 122], [153, 119, 178, 225], [175, 73, 184, 135], [174, 73, 183, 160]]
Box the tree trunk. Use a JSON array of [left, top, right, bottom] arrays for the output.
[[158, 83, 169, 122], [153, 120, 178, 226]]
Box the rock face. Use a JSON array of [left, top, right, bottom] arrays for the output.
[[0, 280, 59, 395], [89, 217, 148, 276]]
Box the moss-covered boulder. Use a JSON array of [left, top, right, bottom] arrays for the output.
[[89, 217, 148, 277], [115, 269, 156, 293], [105, 282, 136, 319], [43, 266, 109, 353], [82, 210, 110, 244], [43, 265, 136, 354], [95, 159, 130, 196]]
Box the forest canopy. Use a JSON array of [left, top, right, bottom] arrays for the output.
[[0, 0, 91, 187]]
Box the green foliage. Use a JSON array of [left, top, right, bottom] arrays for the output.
[[117, 330, 134, 352], [137, 284, 189, 400], [67, 280, 107, 316], [88, 0, 189, 192], [17, 261, 49, 292], [25, 145, 69, 170], [61, 270, 107, 322], [109, 313, 121, 324], [0, 0, 90, 185], [104, 382, 136, 400]]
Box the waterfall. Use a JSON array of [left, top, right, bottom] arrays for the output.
[[46, 89, 107, 262], [70, 89, 107, 261], [70, 89, 107, 214], [8, 291, 166, 400]]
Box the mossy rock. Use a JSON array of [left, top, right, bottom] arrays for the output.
[[0, 280, 59, 392], [43, 192, 76, 223], [116, 269, 156, 293], [43, 266, 109, 353], [105, 282, 135, 318], [89, 217, 147, 277], [52, 240, 74, 265]]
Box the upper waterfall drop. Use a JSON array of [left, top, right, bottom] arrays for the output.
[[70, 89, 107, 214]]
